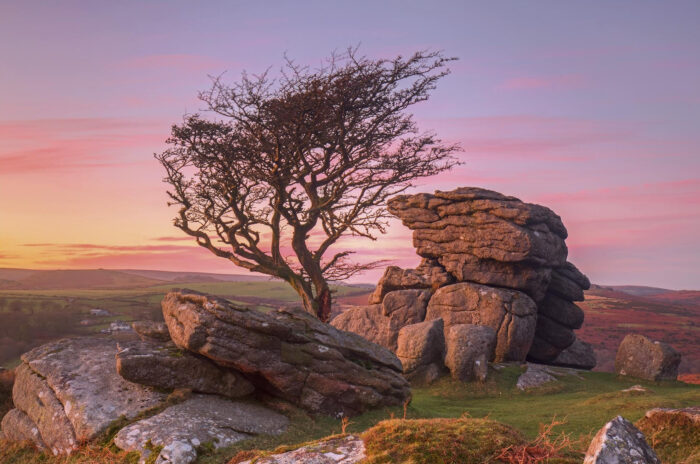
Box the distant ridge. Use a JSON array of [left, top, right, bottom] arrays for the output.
[[118, 269, 273, 282], [599, 285, 674, 297], [0, 269, 164, 290], [0, 267, 276, 290]]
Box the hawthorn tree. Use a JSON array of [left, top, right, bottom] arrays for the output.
[[156, 49, 459, 322]]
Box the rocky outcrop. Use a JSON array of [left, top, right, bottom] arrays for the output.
[[7, 338, 167, 455], [426, 283, 536, 362], [615, 334, 681, 381], [396, 319, 445, 384], [584, 416, 660, 463], [337, 187, 593, 375], [132, 320, 171, 341], [162, 289, 410, 417], [114, 395, 289, 464], [116, 340, 254, 398], [444, 324, 496, 382], [238, 434, 366, 464]]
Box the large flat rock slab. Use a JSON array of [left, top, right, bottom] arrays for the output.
[[162, 290, 410, 417], [15, 337, 167, 453], [114, 395, 289, 464], [387, 187, 568, 300]]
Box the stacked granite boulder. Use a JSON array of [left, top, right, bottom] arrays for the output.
[[333, 187, 595, 381]]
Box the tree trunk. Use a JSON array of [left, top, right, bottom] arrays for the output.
[[315, 286, 332, 323]]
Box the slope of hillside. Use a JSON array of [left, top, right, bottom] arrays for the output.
[[13, 269, 164, 289]]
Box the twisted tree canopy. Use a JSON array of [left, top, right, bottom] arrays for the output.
[[156, 49, 460, 322]]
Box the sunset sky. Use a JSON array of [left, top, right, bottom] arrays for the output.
[[1, 1, 699, 289]]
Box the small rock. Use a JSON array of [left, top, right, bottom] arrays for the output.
[[238, 434, 366, 464], [132, 320, 171, 341], [642, 406, 700, 425], [444, 324, 496, 382], [584, 416, 660, 463], [621, 385, 650, 394], [615, 334, 681, 381], [116, 340, 254, 398], [516, 364, 557, 391], [114, 394, 289, 464]]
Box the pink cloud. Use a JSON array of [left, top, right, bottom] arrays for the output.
[[0, 118, 167, 174]]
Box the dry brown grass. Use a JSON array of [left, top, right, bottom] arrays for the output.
[[495, 417, 581, 464]]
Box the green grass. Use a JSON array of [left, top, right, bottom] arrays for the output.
[[171, 368, 700, 463]]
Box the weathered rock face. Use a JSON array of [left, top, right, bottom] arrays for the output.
[[333, 289, 430, 352], [537, 293, 584, 330], [444, 324, 496, 382], [396, 319, 445, 384], [387, 188, 568, 301], [238, 434, 366, 464], [548, 262, 590, 302], [426, 282, 536, 362], [527, 261, 591, 364], [615, 334, 681, 381], [584, 416, 661, 464], [9, 337, 167, 454], [162, 290, 410, 417], [0, 408, 46, 450], [551, 338, 597, 370], [331, 304, 391, 350], [368, 266, 430, 305], [116, 340, 254, 398], [114, 395, 289, 464], [131, 320, 171, 341], [11, 363, 77, 454]]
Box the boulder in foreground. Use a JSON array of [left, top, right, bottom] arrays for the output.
[[584, 415, 660, 464], [238, 434, 366, 464], [114, 394, 288, 464], [162, 289, 411, 417], [635, 407, 700, 464], [615, 334, 680, 381], [9, 337, 167, 454]]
